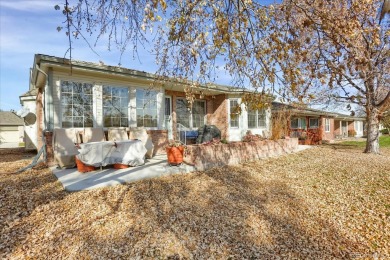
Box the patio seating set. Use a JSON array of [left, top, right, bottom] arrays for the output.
[[53, 127, 154, 172]]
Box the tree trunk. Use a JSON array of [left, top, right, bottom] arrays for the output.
[[365, 106, 380, 154]]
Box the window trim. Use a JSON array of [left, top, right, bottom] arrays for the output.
[[290, 117, 306, 129], [176, 97, 207, 129], [60, 80, 94, 128], [102, 85, 129, 128], [309, 118, 319, 129], [229, 99, 240, 128], [325, 118, 330, 132], [247, 109, 267, 129], [135, 88, 158, 128]]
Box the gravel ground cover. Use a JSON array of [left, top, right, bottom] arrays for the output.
[[0, 145, 389, 259]]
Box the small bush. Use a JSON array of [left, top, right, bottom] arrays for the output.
[[380, 128, 389, 135], [348, 130, 357, 137], [242, 130, 264, 142], [220, 139, 229, 144]]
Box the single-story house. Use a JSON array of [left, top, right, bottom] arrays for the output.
[[272, 102, 366, 144], [19, 87, 39, 150], [0, 111, 24, 144], [21, 54, 272, 165]]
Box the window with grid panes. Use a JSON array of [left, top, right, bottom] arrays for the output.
[[61, 81, 93, 128], [176, 98, 206, 128], [103, 86, 129, 127], [248, 109, 266, 128], [230, 99, 239, 128], [290, 118, 306, 129], [136, 89, 158, 127], [309, 118, 319, 128], [325, 118, 330, 132]]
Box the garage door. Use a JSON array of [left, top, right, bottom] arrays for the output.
[[0, 127, 21, 143]]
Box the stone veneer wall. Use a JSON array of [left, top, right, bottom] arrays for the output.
[[184, 138, 298, 171], [146, 130, 169, 155]]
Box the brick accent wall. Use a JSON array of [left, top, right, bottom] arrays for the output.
[[44, 131, 55, 166], [165, 90, 228, 140], [348, 121, 354, 132], [146, 130, 169, 155], [208, 94, 228, 140], [184, 138, 298, 171], [321, 117, 335, 141]]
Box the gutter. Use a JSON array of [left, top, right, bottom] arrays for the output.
[[35, 54, 246, 94]]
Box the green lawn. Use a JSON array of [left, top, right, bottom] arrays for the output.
[[341, 135, 390, 148]]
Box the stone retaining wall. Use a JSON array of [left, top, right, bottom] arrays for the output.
[[184, 138, 298, 171]]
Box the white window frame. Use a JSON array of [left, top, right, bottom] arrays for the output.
[[247, 109, 266, 129], [102, 85, 129, 127], [291, 117, 306, 129], [176, 98, 206, 129], [325, 118, 330, 132], [229, 99, 240, 128], [60, 80, 94, 128], [309, 118, 319, 129], [136, 88, 158, 128]]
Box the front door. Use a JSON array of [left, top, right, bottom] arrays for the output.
[[164, 96, 173, 139]]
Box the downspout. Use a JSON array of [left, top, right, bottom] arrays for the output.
[[18, 63, 49, 172], [35, 65, 49, 130]]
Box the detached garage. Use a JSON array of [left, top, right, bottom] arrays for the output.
[[0, 111, 24, 144]]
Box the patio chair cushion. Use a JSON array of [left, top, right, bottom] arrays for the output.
[[53, 128, 79, 168], [83, 127, 105, 143], [108, 127, 129, 141], [129, 127, 154, 158]]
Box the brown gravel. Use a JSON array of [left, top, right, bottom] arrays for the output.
[[0, 145, 389, 259]]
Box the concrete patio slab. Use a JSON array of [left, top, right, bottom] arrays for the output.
[[52, 154, 195, 191], [52, 145, 313, 192]]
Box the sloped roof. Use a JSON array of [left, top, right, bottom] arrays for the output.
[[33, 54, 246, 94], [0, 111, 24, 126], [20, 88, 38, 97], [272, 101, 366, 121]]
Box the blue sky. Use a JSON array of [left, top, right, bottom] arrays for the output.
[[0, 1, 279, 112], [0, 0, 170, 111]]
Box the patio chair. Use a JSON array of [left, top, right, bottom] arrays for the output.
[[129, 127, 154, 158], [53, 128, 79, 168], [108, 127, 129, 141], [82, 127, 105, 143]]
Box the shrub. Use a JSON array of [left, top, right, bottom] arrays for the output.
[[348, 130, 357, 137], [220, 139, 229, 144], [380, 128, 389, 135], [271, 109, 291, 140], [242, 130, 264, 142]]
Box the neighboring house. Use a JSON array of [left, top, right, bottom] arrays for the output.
[[0, 111, 24, 144], [272, 102, 366, 144], [21, 54, 271, 161], [19, 87, 39, 150]]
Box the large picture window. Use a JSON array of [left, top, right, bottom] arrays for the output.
[[229, 99, 240, 128], [248, 109, 266, 128], [176, 98, 206, 129], [290, 117, 306, 129], [61, 81, 93, 128], [103, 86, 129, 127], [136, 89, 158, 127]]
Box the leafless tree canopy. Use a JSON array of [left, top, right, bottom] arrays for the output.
[[58, 0, 389, 153]]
